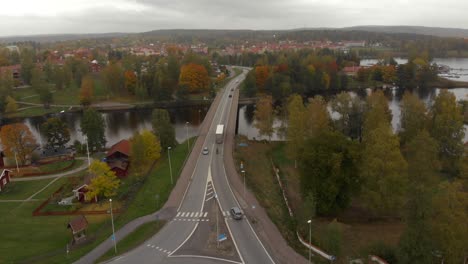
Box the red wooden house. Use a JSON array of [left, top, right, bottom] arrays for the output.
[[0, 169, 12, 192], [0, 151, 4, 168], [106, 140, 130, 178]]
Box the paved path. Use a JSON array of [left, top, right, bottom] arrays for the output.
[[0, 199, 41, 203], [11, 157, 89, 182]]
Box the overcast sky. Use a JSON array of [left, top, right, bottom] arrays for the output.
[[1, 0, 467, 36]]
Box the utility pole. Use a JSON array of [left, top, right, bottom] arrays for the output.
[[308, 219, 312, 263], [109, 199, 117, 254], [185, 122, 190, 151], [168, 147, 173, 185], [216, 194, 219, 248], [242, 170, 246, 200]]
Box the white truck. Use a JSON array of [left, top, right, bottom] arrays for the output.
[[216, 124, 224, 144]]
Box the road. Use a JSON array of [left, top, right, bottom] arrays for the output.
[[104, 69, 275, 264]]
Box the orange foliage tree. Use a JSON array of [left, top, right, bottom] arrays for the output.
[[0, 123, 37, 165], [255, 66, 270, 91], [124, 70, 137, 95], [179, 63, 210, 93]]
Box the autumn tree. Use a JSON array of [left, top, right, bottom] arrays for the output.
[[430, 180, 468, 263], [20, 49, 34, 85], [242, 70, 257, 97], [79, 75, 94, 106], [85, 161, 120, 202], [400, 92, 428, 145], [429, 89, 465, 176], [363, 90, 392, 139], [0, 123, 37, 165], [398, 130, 439, 264], [151, 109, 176, 150], [306, 96, 331, 138], [5, 96, 18, 113], [41, 117, 70, 149], [32, 67, 53, 108], [80, 109, 106, 151], [255, 65, 270, 91], [286, 94, 306, 167], [124, 70, 137, 95], [254, 96, 275, 141], [102, 62, 125, 95], [130, 130, 162, 174], [360, 124, 408, 215], [179, 63, 210, 93]]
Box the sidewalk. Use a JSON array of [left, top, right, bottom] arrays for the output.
[[11, 157, 89, 182]]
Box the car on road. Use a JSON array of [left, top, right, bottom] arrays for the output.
[[228, 94, 232, 98], [230, 207, 243, 220], [231, 88, 234, 91], [202, 147, 209, 155]]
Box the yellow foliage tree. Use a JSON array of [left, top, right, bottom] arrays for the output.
[[255, 66, 270, 91], [130, 130, 161, 174], [85, 161, 120, 202], [5, 96, 18, 113]]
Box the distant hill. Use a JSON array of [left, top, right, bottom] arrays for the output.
[[0, 32, 127, 44], [341, 26, 468, 38]]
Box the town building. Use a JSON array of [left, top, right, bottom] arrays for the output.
[[0, 169, 12, 192], [106, 139, 130, 178]]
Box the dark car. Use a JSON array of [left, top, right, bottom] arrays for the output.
[[230, 207, 243, 220], [228, 94, 232, 98]]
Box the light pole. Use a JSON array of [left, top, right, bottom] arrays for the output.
[[185, 122, 190, 150], [109, 199, 117, 254], [14, 151, 19, 173], [241, 170, 246, 200], [168, 147, 173, 185], [307, 219, 312, 264], [198, 109, 201, 125], [215, 194, 219, 248], [84, 135, 91, 169]]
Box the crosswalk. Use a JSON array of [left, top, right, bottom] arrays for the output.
[[173, 211, 209, 222], [146, 243, 172, 255]]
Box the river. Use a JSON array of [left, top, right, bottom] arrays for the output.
[[237, 87, 468, 142], [7, 106, 208, 148]]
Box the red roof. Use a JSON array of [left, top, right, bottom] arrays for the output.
[[67, 215, 88, 234], [106, 139, 130, 158]]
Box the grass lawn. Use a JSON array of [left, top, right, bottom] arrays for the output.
[[6, 106, 66, 118], [235, 139, 405, 263], [96, 220, 165, 263], [0, 179, 53, 200], [2, 138, 194, 264]]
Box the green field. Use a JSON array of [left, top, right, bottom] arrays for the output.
[[0, 138, 193, 263], [0, 179, 54, 200]]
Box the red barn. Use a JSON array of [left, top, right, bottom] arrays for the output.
[[0, 151, 4, 168], [106, 140, 130, 178], [0, 169, 11, 192]]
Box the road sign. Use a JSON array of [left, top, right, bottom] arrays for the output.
[[111, 234, 115, 241], [217, 234, 227, 242]]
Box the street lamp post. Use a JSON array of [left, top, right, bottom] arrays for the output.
[[14, 151, 19, 173], [241, 170, 246, 200], [168, 147, 173, 185], [307, 219, 312, 263], [215, 194, 219, 248], [84, 135, 91, 169], [109, 199, 117, 254], [198, 109, 201, 125], [185, 122, 190, 150]]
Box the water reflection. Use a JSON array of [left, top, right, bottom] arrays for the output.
[[7, 106, 208, 148], [237, 88, 468, 142]]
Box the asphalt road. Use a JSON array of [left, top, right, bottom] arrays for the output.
[[105, 69, 275, 264]]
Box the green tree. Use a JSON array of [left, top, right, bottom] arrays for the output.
[[151, 109, 176, 150], [85, 161, 120, 201], [300, 130, 360, 215], [80, 109, 106, 151], [286, 94, 306, 168], [430, 180, 468, 264], [363, 90, 392, 140], [331, 92, 364, 140], [80, 75, 94, 106], [398, 130, 439, 264], [102, 63, 125, 95], [254, 96, 275, 141], [306, 95, 330, 138], [41, 117, 70, 149], [429, 89, 465, 176], [360, 124, 408, 215], [400, 92, 428, 145], [20, 49, 34, 85], [242, 70, 257, 97], [31, 67, 53, 108]]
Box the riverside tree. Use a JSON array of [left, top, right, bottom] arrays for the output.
[[399, 92, 428, 145], [80, 109, 106, 151], [0, 123, 37, 165], [151, 109, 176, 150], [41, 117, 70, 149], [254, 95, 275, 141], [130, 130, 162, 174]]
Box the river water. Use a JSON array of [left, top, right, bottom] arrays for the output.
[[8, 106, 208, 148], [237, 87, 468, 142]]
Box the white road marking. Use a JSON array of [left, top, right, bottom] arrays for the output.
[[190, 212, 194, 217], [194, 212, 199, 217], [181, 212, 186, 217], [147, 244, 151, 247], [203, 212, 208, 217], [176, 212, 181, 217]]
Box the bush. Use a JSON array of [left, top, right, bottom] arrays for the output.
[[363, 241, 398, 264]]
